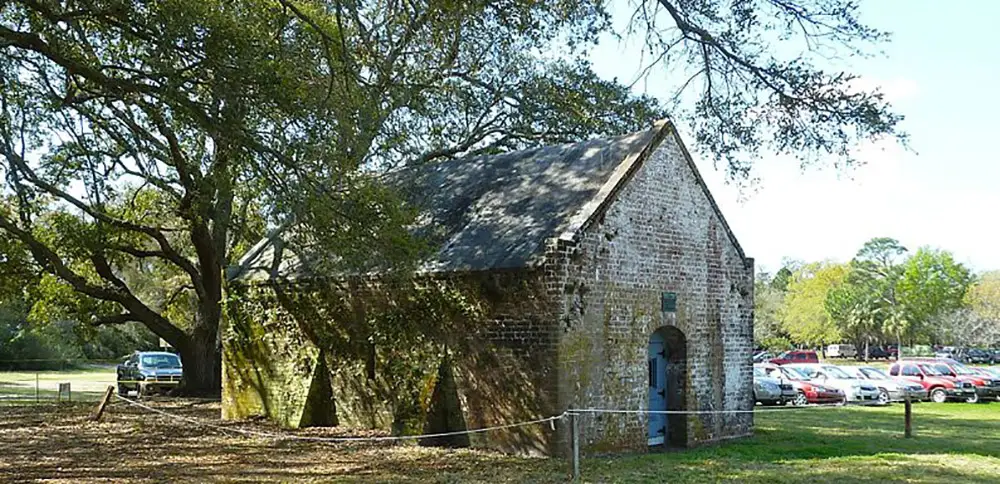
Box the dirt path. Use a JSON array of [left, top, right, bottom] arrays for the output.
[[0, 401, 563, 483]]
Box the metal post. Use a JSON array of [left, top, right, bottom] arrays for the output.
[[35, 373, 39, 403], [904, 395, 912, 438], [570, 412, 580, 481]]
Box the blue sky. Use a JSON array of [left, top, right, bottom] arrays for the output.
[[587, 1, 1000, 275]]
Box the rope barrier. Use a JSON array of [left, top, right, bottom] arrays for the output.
[[111, 393, 880, 444], [568, 402, 875, 415], [113, 394, 567, 442]]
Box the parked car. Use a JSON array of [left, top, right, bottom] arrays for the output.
[[957, 348, 993, 364], [784, 364, 880, 404], [116, 351, 183, 396], [934, 346, 957, 359], [844, 366, 926, 404], [826, 344, 857, 359], [906, 357, 1000, 402], [756, 363, 845, 406], [969, 366, 1000, 382], [769, 350, 819, 365], [886, 345, 899, 358], [989, 349, 1000, 364], [752, 367, 796, 405], [888, 360, 977, 403], [861, 346, 894, 360]]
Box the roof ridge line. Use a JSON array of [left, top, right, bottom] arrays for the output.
[[549, 118, 749, 266], [554, 119, 672, 244]]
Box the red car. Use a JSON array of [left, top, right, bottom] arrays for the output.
[[906, 357, 1000, 402], [756, 363, 845, 405], [889, 360, 977, 403], [769, 350, 819, 365]]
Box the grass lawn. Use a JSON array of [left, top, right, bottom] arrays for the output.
[[0, 400, 997, 482], [0, 366, 116, 403], [581, 403, 1000, 483]]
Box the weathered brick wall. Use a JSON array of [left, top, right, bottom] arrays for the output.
[[222, 271, 562, 455], [547, 130, 755, 454]]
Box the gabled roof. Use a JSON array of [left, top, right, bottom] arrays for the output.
[[229, 119, 747, 283]]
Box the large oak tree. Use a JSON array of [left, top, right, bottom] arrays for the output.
[[1, 0, 904, 394], [0, 0, 664, 394]]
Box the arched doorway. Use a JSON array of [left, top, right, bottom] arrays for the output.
[[647, 326, 687, 448]]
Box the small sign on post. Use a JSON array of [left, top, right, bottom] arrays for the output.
[[58, 382, 71, 402]]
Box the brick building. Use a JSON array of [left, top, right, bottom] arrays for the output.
[[223, 119, 754, 456]]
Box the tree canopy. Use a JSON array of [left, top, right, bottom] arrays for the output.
[[1, 0, 909, 391], [781, 262, 846, 350], [628, 0, 905, 178], [756, 238, 991, 356], [0, 0, 664, 392]]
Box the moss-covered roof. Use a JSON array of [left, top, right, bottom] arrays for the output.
[[230, 121, 678, 283]]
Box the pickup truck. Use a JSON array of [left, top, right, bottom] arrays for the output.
[[116, 351, 183, 396]]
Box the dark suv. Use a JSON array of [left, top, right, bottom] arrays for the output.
[[958, 348, 993, 364], [862, 346, 892, 360], [116, 351, 183, 396]]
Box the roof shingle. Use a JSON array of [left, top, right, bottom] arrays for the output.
[[230, 122, 666, 282]]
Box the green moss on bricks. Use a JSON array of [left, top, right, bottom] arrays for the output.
[[692, 416, 709, 441], [224, 272, 556, 453]]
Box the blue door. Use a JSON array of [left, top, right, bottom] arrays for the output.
[[648, 332, 667, 446]]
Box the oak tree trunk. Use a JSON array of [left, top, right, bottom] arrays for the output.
[[175, 308, 222, 397]]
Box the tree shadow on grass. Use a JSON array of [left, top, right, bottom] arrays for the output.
[[3, 402, 999, 483], [0, 401, 569, 483]]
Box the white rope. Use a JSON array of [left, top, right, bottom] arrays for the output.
[[569, 402, 876, 415], [113, 394, 565, 442], [113, 395, 878, 443]]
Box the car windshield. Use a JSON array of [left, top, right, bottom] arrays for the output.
[[950, 363, 975, 375], [781, 367, 811, 381], [861, 368, 889, 380], [141, 354, 182, 369], [790, 366, 819, 378], [919, 364, 944, 376], [822, 366, 853, 379], [775, 351, 791, 359], [933, 364, 954, 375]]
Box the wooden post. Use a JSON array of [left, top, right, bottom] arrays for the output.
[[570, 412, 580, 481], [91, 385, 115, 422], [35, 373, 39, 403], [904, 395, 913, 438]]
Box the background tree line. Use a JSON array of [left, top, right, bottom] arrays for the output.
[[755, 237, 999, 356]]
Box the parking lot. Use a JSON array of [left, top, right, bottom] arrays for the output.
[[754, 354, 1000, 407]]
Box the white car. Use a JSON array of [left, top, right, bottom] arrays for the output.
[[844, 366, 926, 404], [785, 364, 880, 404], [826, 344, 857, 359]]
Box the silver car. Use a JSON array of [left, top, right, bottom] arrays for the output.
[[786, 364, 881, 404], [846, 366, 926, 404], [753, 367, 795, 405]]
